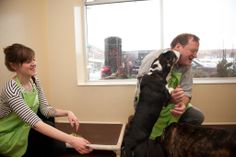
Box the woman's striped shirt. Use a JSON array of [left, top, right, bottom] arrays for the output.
[[0, 77, 56, 127]]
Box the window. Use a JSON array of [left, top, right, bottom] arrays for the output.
[[162, 0, 236, 81], [81, 0, 236, 83]]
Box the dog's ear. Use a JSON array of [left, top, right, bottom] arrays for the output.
[[148, 50, 178, 76], [148, 58, 163, 75], [151, 58, 162, 70]]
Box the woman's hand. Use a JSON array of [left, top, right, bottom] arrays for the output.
[[70, 136, 93, 154], [34, 120, 93, 154], [67, 111, 80, 132]]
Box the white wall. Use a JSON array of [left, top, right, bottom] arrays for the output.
[[0, 0, 235, 124]]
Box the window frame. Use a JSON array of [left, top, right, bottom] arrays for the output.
[[74, 0, 236, 86]]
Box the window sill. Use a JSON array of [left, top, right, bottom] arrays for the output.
[[77, 79, 137, 86], [77, 77, 236, 86], [193, 77, 236, 84]]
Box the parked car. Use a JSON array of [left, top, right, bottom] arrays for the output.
[[192, 59, 217, 77]]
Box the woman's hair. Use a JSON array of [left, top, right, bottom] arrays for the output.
[[3, 43, 35, 72], [170, 33, 200, 49]]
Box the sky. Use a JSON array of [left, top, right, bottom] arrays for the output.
[[85, 0, 236, 51]]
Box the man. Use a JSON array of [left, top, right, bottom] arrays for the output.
[[131, 33, 204, 156]]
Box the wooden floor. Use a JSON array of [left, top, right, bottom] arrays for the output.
[[203, 124, 236, 130], [58, 149, 116, 157]]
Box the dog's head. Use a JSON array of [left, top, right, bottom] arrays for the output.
[[161, 122, 178, 144], [161, 123, 236, 157], [148, 50, 180, 78]]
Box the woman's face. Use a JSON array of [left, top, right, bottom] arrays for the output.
[[175, 38, 199, 66], [15, 58, 37, 78]]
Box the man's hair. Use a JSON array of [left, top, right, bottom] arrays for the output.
[[3, 43, 35, 72], [170, 33, 200, 49]]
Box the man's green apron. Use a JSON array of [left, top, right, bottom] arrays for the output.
[[0, 78, 39, 157], [149, 71, 192, 140]]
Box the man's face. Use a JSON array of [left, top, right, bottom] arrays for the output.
[[175, 38, 199, 66]]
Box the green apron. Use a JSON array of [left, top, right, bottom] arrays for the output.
[[0, 78, 39, 157], [149, 71, 192, 140]]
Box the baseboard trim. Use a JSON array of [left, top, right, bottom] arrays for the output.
[[203, 122, 236, 125]]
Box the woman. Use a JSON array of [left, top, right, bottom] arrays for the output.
[[0, 43, 92, 157]]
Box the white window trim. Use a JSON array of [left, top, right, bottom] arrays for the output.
[[85, 0, 148, 6]]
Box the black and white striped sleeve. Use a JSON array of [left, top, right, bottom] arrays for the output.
[[34, 77, 56, 118], [2, 80, 41, 127]]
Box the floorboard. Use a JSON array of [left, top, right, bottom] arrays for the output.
[[56, 123, 236, 157]]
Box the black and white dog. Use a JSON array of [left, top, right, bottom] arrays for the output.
[[121, 50, 180, 157], [162, 123, 236, 157]]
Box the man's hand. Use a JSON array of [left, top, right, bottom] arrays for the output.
[[170, 85, 190, 117], [170, 85, 184, 104], [170, 103, 186, 117]]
